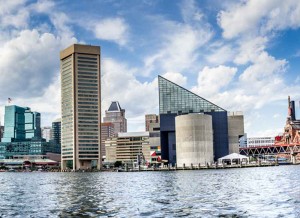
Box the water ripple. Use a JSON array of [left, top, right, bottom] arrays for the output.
[[0, 166, 299, 217]]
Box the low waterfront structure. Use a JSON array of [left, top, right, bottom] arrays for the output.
[[0, 155, 59, 169], [218, 153, 249, 165]]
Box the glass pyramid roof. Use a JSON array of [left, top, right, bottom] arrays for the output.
[[158, 75, 226, 114]]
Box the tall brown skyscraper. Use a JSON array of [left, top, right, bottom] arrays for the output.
[[60, 44, 101, 170]]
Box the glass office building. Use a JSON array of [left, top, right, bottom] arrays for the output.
[[0, 105, 60, 159], [158, 76, 229, 164], [52, 118, 61, 145], [2, 105, 41, 142]]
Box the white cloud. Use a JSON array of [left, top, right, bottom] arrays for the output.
[[0, 29, 76, 98], [206, 44, 236, 64], [192, 65, 237, 97], [161, 72, 187, 87], [180, 0, 204, 23], [92, 18, 129, 46], [218, 0, 300, 39], [143, 21, 213, 75], [0, 0, 77, 126], [102, 58, 158, 131], [234, 36, 267, 65], [0, 0, 29, 29]]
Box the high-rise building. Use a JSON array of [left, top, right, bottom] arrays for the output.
[[60, 44, 101, 170], [42, 127, 52, 142], [158, 76, 235, 165], [103, 101, 127, 135], [2, 105, 41, 142], [0, 106, 60, 159], [101, 122, 114, 159], [52, 118, 61, 145], [145, 114, 159, 131]]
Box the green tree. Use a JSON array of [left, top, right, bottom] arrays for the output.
[[114, 161, 122, 168]]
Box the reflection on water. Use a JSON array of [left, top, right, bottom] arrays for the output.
[[0, 165, 299, 217]]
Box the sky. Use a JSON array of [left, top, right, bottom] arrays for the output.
[[0, 0, 300, 137]]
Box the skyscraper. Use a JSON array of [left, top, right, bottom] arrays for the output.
[[2, 105, 41, 142], [60, 44, 101, 170], [103, 101, 127, 135], [51, 118, 61, 145]]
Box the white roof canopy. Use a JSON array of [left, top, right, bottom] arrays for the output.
[[218, 153, 249, 163]]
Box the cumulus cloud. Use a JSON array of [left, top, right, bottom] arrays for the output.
[[92, 18, 129, 46], [0, 0, 77, 126], [161, 72, 187, 87], [218, 0, 300, 39], [102, 58, 158, 131], [0, 29, 75, 98], [192, 65, 237, 97], [0, 0, 28, 29], [206, 44, 236, 64], [143, 20, 213, 76]]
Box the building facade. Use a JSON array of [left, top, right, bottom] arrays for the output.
[[51, 118, 61, 145], [158, 76, 230, 165], [60, 44, 101, 170], [103, 101, 127, 135], [145, 114, 159, 131], [0, 126, 4, 142], [0, 106, 60, 159], [247, 137, 275, 147], [227, 112, 245, 153], [105, 132, 151, 165], [101, 122, 114, 159], [176, 114, 214, 167], [2, 105, 41, 142], [0, 139, 60, 159]]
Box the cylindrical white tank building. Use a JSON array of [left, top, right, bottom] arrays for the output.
[[175, 113, 214, 167]]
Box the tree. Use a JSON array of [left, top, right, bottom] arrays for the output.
[[114, 161, 122, 168]]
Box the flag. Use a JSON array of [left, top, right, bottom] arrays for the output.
[[8, 98, 12, 103]]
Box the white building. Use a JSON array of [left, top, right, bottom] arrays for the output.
[[247, 137, 275, 147]]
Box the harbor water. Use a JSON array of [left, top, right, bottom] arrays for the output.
[[0, 165, 299, 217]]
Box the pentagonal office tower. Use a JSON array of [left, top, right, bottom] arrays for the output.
[[60, 44, 101, 170]]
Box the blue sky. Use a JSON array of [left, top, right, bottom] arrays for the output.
[[0, 0, 300, 137]]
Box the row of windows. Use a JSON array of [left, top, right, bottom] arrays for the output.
[[77, 56, 97, 61]]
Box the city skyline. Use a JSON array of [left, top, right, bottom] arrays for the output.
[[0, 0, 300, 137]]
